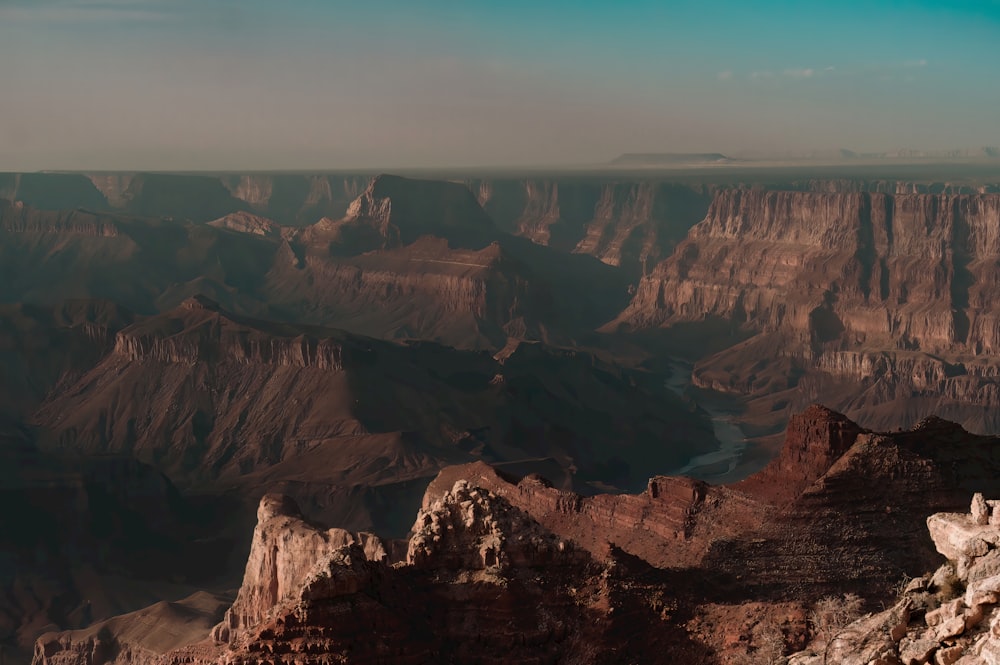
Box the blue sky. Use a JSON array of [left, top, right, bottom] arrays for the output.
[[0, 0, 997, 169]]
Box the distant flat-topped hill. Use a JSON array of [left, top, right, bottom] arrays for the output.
[[610, 152, 733, 166]]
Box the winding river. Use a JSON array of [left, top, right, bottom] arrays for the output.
[[663, 359, 760, 484]]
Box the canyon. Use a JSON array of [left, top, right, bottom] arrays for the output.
[[5, 170, 1000, 431], [4, 163, 1000, 663]]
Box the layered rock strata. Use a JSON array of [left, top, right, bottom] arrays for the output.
[[617, 189, 1000, 433]]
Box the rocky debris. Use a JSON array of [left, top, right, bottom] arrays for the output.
[[789, 494, 1000, 665]]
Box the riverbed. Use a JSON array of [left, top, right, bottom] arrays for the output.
[[663, 359, 769, 484]]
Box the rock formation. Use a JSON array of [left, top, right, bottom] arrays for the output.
[[210, 494, 385, 645], [468, 178, 714, 275], [32, 406, 1000, 665], [616, 188, 1000, 433], [29, 297, 712, 534], [788, 493, 1000, 665]]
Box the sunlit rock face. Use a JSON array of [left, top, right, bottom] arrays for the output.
[[788, 494, 1000, 665], [616, 188, 1000, 432]]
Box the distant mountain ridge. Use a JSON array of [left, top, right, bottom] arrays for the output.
[[610, 152, 733, 166]]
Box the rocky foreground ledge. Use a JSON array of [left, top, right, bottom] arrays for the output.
[[789, 494, 1000, 665], [31, 407, 1000, 664]]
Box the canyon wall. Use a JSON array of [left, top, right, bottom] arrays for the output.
[[6, 171, 992, 276], [617, 189, 1000, 431], [621, 190, 1000, 354], [468, 178, 715, 275]]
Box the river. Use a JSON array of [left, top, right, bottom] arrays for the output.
[[663, 359, 762, 483]]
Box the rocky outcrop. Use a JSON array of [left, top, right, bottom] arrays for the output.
[[419, 463, 717, 568], [117, 174, 248, 223], [210, 494, 385, 645], [342, 174, 496, 248], [29, 407, 1000, 665], [39, 486, 689, 664], [406, 479, 577, 571], [734, 404, 866, 504], [788, 494, 1000, 665], [219, 174, 370, 225]]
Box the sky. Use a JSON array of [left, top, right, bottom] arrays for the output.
[[0, 0, 998, 170]]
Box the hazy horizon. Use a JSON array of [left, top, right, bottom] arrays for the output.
[[1, 0, 998, 171]]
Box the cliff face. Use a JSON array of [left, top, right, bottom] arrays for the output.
[[270, 175, 632, 348], [0, 181, 628, 350], [111, 296, 349, 369], [0, 199, 124, 238], [470, 178, 714, 275], [622, 189, 1000, 352], [618, 188, 1000, 432], [346, 174, 496, 248], [219, 174, 371, 225], [0, 300, 133, 422], [210, 494, 385, 645], [37, 487, 692, 665]]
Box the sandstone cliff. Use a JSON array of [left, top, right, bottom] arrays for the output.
[[620, 189, 1000, 349], [617, 188, 1000, 433], [35, 485, 693, 665], [469, 178, 714, 275], [210, 494, 385, 645]]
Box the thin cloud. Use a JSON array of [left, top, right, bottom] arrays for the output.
[[717, 70, 733, 81], [903, 58, 929, 67], [783, 68, 814, 79], [750, 70, 775, 80]]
